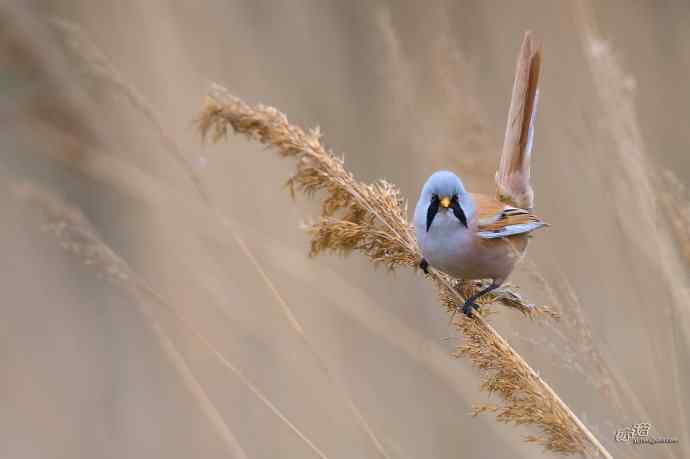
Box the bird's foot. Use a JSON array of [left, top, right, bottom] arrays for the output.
[[419, 258, 429, 275], [462, 300, 481, 317]]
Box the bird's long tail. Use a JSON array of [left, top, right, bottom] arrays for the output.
[[495, 31, 542, 210]]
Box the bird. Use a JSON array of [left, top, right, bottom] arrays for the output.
[[413, 31, 546, 317], [414, 171, 546, 315]]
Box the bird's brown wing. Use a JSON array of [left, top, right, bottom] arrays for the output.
[[471, 193, 547, 239]]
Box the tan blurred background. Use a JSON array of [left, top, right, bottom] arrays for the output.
[[1, 1, 689, 458]]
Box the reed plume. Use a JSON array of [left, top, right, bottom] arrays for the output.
[[198, 83, 611, 457]]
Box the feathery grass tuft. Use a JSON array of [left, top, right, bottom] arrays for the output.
[[455, 316, 583, 453], [200, 85, 418, 271], [198, 84, 610, 457]]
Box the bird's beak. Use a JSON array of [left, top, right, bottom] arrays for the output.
[[439, 196, 451, 209]]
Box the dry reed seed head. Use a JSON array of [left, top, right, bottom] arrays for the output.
[[471, 404, 500, 417], [200, 87, 420, 263], [199, 86, 596, 456], [12, 182, 130, 282], [201, 87, 560, 313], [455, 316, 587, 454], [307, 218, 417, 269]]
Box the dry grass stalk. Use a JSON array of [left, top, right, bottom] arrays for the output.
[[13, 182, 335, 459], [50, 19, 211, 204], [437, 276, 559, 320], [576, 5, 690, 453], [46, 20, 391, 457], [200, 83, 419, 272], [11, 182, 248, 459], [522, 265, 623, 414], [659, 170, 690, 264], [454, 318, 581, 451], [375, 9, 496, 185], [198, 84, 611, 456]]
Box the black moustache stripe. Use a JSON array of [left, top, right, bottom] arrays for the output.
[[452, 200, 468, 228], [426, 197, 439, 232]]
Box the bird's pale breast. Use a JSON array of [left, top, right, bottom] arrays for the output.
[[418, 209, 528, 282]]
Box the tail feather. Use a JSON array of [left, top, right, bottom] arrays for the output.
[[495, 31, 542, 210]]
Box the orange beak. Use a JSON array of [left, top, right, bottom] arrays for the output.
[[439, 196, 451, 208]]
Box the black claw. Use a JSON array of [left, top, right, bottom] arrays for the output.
[[419, 258, 429, 275], [460, 280, 499, 317], [462, 301, 481, 317]]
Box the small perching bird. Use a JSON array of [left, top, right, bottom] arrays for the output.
[[414, 31, 546, 316]]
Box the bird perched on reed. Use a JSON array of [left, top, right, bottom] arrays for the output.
[[414, 32, 546, 316]]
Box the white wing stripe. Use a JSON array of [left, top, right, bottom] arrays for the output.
[[477, 221, 546, 239]]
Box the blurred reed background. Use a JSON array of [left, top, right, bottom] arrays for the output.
[[1, 1, 689, 458]]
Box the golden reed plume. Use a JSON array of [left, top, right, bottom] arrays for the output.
[[197, 31, 612, 456]]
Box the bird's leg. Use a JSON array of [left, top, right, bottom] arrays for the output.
[[419, 258, 429, 275], [462, 280, 500, 317]]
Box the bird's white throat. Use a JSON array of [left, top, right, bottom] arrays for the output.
[[418, 209, 474, 274]]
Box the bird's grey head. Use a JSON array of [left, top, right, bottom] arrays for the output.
[[418, 170, 474, 232]]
